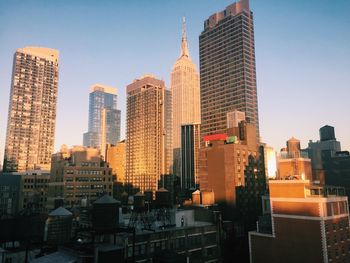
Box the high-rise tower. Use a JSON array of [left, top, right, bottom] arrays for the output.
[[171, 18, 200, 181], [199, 0, 259, 141], [126, 75, 172, 194], [3, 46, 59, 172], [83, 84, 121, 156]]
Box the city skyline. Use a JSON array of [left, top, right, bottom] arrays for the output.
[[0, 0, 349, 164]]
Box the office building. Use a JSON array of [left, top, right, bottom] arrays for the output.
[[3, 46, 59, 172], [181, 123, 200, 190], [106, 141, 126, 184], [199, 119, 258, 205], [48, 146, 113, 209], [226, 110, 246, 129], [306, 125, 341, 184], [106, 141, 126, 199], [249, 180, 350, 263], [278, 137, 312, 180], [236, 145, 267, 231], [123, 208, 225, 262], [0, 173, 22, 218], [323, 151, 350, 203], [126, 75, 172, 194], [171, 18, 200, 179], [20, 170, 50, 212], [199, 0, 259, 141], [83, 84, 121, 156]]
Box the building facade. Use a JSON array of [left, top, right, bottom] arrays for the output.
[[0, 173, 22, 218], [249, 180, 350, 263], [126, 75, 172, 194], [323, 151, 350, 205], [199, 120, 258, 205], [306, 125, 341, 184], [106, 141, 126, 184], [125, 211, 222, 263], [3, 47, 59, 172], [171, 18, 201, 180], [48, 146, 113, 209], [236, 145, 267, 231], [181, 124, 201, 190], [199, 0, 259, 141], [83, 84, 121, 155], [20, 170, 50, 213], [278, 137, 312, 181]]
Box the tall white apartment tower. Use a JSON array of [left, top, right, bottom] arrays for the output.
[[3, 47, 59, 172]]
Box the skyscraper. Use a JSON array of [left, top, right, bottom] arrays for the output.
[[181, 123, 200, 190], [199, 0, 259, 141], [126, 75, 172, 194], [3, 46, 59, 172], [83, 84, 121, 155], [171, 18, 200, 179]]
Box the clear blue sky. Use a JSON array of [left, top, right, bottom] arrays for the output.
[[0, 0, 349, 163]]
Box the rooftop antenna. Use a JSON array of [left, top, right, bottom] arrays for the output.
[[180, 16, 189, 58]]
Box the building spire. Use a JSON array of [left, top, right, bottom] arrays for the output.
[[180, 17, 189, 58]]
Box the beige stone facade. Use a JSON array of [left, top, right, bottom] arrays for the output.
[[106, 141, 126, 184], [171, 18, 200, 179], [278, 137, 313, 180], [48, 146, 113, 209]]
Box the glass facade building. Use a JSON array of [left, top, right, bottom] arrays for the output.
[[83, 84, 121, 151], [181, 124, 200, 190]]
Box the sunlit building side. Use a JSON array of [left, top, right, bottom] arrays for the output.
[[278, 137, 312, 180], [171, 18, 200, 181], [3, 46, 59, 172], [126, 75, 172, 194], [199, 0, 259, 141], [48, 145, 113, 209], [249, 180, 350, 263]]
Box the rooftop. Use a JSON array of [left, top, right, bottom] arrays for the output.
[[94, 194, 120, 204], [17, 46, 59, 62], [90, 84, 117, 95], [204, 0, 250, 30], [49, 207, 72, 217]]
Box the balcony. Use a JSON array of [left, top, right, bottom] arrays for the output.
[[308, 185, 346, 197]]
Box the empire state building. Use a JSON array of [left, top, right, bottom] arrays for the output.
[[171, 18, 201, 185]]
